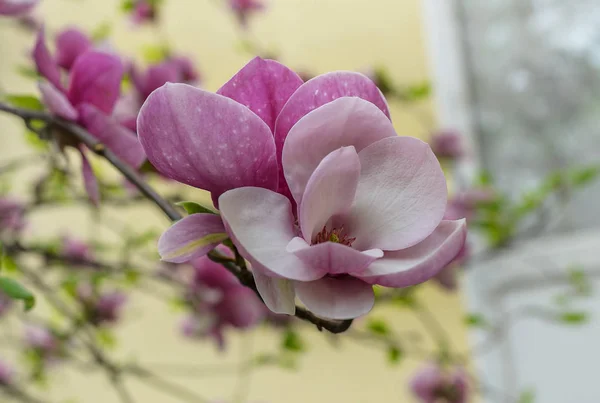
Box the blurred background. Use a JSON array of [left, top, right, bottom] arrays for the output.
[[1, 0, 599, 402]]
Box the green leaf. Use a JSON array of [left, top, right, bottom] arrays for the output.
[[91, 22, 111, 41], [568, 267, 592, 295], [175, 201, 217, 215], [518, 389, 535, 403], [387, 346, 403, 364], [281, 330, 304, 353], [0, 277, 36, 311], [1, 255, 18, 273], [16, 65, 41, 80], [464, 313, 488, 328], [366, 318, 389, 336], [4, 94, 44, 111], [142, 44, 170, 64], [569, 165, 600, 187], [96, 329, 117, 349], [403, 82, 431, 101], [124, 269, 141, 285], [559, 311, 588, 325], [120, 0, 135, 12]]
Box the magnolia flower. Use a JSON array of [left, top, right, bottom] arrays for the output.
[[229, 0, 265, 28], [445, 188, 496, 222], [139, 57, 466, 320], [0, 359, 14, 386], [0, 197, 26, 235], [0, 0, 38, 16], [33, 30, 145, 204], [411, 363, 469, 403], [55, 27, 92, 71], [24, 325, 58, 355], [429, 130, 465, 161], [182, 250, 264, 348], [77, 285, 127, 325], [128, 0, 158, 25], [61, 235, 93, 261], [0, 291, 12, 317]]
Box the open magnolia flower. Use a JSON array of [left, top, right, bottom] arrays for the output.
[[33, 30, 145, 204], [138, 57, 466, 320]]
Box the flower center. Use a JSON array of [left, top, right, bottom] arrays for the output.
[[313, 225, 355, 247]]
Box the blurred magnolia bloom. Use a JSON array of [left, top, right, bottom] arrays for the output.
[[445, 188, 496, 222], [0, 197, 26, 235], [55, 27, 93, 71], [182, 249, 265, 349], [0, 291, 12, 318], [128, 0, 158, 25], [33, 29, 145, 204], [229, 0, 265, 28], [411, 363, 469, 403], [0, 359, 14, 386], [0, 0, 38, 16], [77, 285, 127, 325], [429, 130, 465, 161], [61, 235, 93, 261], [24, 325, 58, 355], [141, 57, 466, 320]]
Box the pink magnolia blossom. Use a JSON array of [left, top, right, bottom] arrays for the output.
[[77, 285, 127, 325], [0, 359, 14, 386], [0, 197, 26, 235], [54, 27, 93, 71], [229, 0, 265, 28], [33, 29, 145, 204], [138, 57, 466, 320], [182, 250, 265, 348], [61, 235, 93, 261], [129, 0, 158, 25], [0, 0, 38, 16], [429, 130, 466, 161], [411, 363, 469, 403], [24, 325, 58, 356]]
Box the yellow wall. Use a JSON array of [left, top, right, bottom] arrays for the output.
[[0, 1, 469, 402]]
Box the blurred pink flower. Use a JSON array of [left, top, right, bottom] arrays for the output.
[[33, 29, 145, 204], [0, 359, 14, 386], [61, 235, 93, 261], [229, 0, 265, 28], [0, 0, 38, 16], [55, 27, 93, 71], [24, 325, 58, 355], [138, 57, 466, 320], [181, 248, 265, 349], [411, 363, 469, 403], [445, 188, 496, 222], [430, 130, 465, 161], [0, 291, 12, 317], [77, 285, 127, 325], [0, 197, 26, 235], [129, 0, 158, 25]]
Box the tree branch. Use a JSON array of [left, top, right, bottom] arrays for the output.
[[0, 102, 354, 334]]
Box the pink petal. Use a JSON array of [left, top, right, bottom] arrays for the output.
[[38, 81, 78, 121], [252, 270, 295, 315], [78, 104, 146, 168], [345, 136, 448, 251], [33, 29, 64, 91], [218, 287, 265, 328], [158, 213, 228, 263], [299, 146, 360, 242], [55, 28, 92, 70], [0, 0, 38, 15], [287, 237, 383, 276], [410, 364, 444, 401], [137, 62, 182, 100], [282, 97, 396, 204], [217, 57, 303, 132], [294, 277, 374, 320], [218, 187, 323, 281], [79, 147, 99, 206], [357, 219, 467, 288], [275, 71, 390, 196], [137, 83, 278, 200], [68, 51, 124, 114]]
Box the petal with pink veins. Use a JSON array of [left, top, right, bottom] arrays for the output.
[[78, 104, 146, 168], [79, 146, 99, 206], [217, 57, 303, 132], [38, 81, 78, 120], [137, 83, 279, 201], [298, 146, 360, 242], [287, 237, 383, 276], [294, 276, 374, 320], [252, 270, 295, 315], [357, 219, 467, 287], [282, 97, 396, 203], [33, 29, 64, 91], [68, 51, 124, 114], [219, 187, 323, 281], [158, 213, 229, 263], [345, 136, 448, 251]]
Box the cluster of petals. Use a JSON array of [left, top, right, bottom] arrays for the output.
[[181, 248, 265, 348], [77, 284, 127, 326], [411, 363, 469, 403], [139, 57, 467, 320], [33, 29, 145, 204], [61, 235, 94, 261], [24, 325, 60, 357], [0, 0, 38, 16], [429, 129, 466, 161], [0, 359, 14, 386]]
